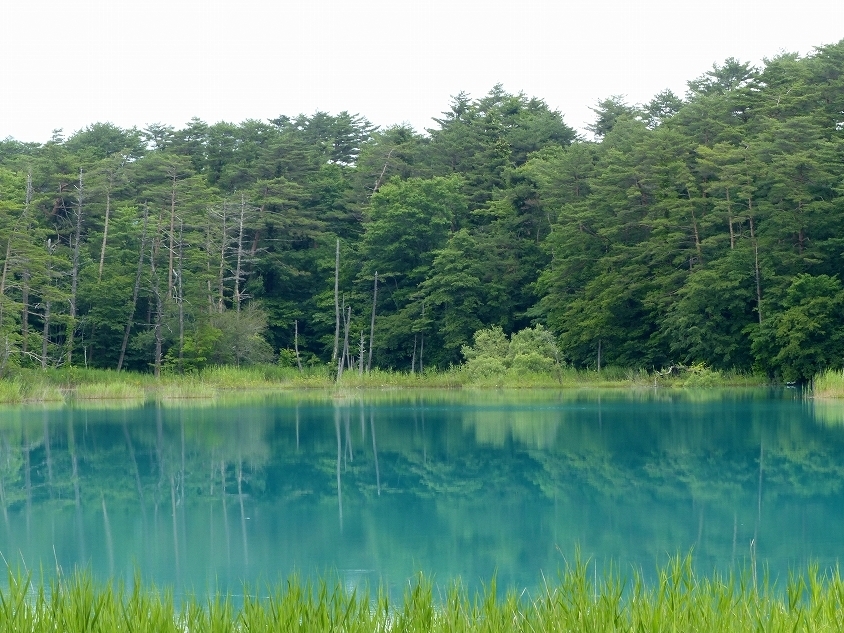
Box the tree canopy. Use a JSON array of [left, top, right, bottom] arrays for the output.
[[1, 42, 843, 381]]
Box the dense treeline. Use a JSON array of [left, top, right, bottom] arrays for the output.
[[0, 41, 842, 381]]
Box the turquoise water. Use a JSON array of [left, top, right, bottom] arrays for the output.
[[0, 389, 842, 594]]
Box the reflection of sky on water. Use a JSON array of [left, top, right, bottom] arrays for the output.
[[0, 389, 842, 596]]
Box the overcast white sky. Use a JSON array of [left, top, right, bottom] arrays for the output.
[[1, 0, 842, 143]]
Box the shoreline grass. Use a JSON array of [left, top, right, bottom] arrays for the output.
[[813, 369, 844, 399], [1, 556, 843, 632], [0, 364, 768, 405]]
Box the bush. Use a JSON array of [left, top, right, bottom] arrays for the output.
[[462, 325, 561, 379]]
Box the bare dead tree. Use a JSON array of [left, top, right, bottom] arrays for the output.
[[336, 305, 351, 381], [98, 158, 125, 281], [167, 164, 178, 299], [411, 336, 417, 374], [216, 202, 229, 312], [66, 168, 84, 366], [231, 193, 258, 312], [40, 239, 56, 370], [333, 239, 340, 362], [150, 214, 164, 378], [372, 148, 394, 194], [176, 217, 185, 372], [419, 300, 425, 374], [294, 319, 303, 372]]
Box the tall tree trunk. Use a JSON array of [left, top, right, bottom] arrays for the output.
[[167, 166, 177, 299], [597, 338, 602, 373], [118, 205, 149, 371], [41, 240, 55, 369], [333, 239, 340, 362], [367, 271, 377, 372], [205, 221, 215, 313], [66, 168, 84, 366], [98, 170, 114, 281], [343, 306, 351, 370], [336, 305, 351, 381], [21, 172, 31, 353], [151, 216, 164, 378], [686, 187, 702, 268], [234, 194, 247, 312], [419, 301, 424, 374], [217, 203, 228, 313], [177, 218, 185, 372], [294, 320, 303, 372]]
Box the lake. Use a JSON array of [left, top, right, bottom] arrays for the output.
[[0, 388, 842, 596]]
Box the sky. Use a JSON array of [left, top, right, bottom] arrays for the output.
[[1, 0, 842, 143]]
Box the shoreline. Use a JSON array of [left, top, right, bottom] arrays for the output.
[[0, 364, 771, 405]]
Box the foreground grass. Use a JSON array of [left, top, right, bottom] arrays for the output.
[[0, 363, 767, 404], [2, 556, 844, 632], [813, 369, 844, 398]]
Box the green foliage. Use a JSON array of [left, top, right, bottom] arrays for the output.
[[752, 274, 844, 382], [462, 325, 560, 379], [208, 304, 276, 367]]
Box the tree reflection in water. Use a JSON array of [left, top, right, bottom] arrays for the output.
[[0, 389, 840, 594]]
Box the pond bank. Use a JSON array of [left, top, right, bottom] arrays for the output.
[[0, 364, 768, 404]]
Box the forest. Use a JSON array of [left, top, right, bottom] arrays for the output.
[[0, 40, 843, 382]]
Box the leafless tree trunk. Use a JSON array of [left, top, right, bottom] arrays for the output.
[[372, 148, 393, 194], [151, 215, 164, 377], [98, 169, 115, 281], [597, 338, 602, 373], [333, 239, 340, 362], [205, 220, 215, 313], [118, 205, 149, 371], [234, 194, 247, 312], [367, 271, 377, 372], [336, 305, 351, 381], [411, 336, 417, 374], [167, 165, 178, 299], [41, 239, 56, 370], [177, 217, 185, 372], [419, 300, 424, 374], [217, 203, 228, 313], [294, 319, 303, 372], [358, 330, 364, 375], [66, 168, 84, 366], [21, 268, 29, 354]]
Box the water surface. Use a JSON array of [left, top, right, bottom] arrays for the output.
[[1, 388, 842, 594]]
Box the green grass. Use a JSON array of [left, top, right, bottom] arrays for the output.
[[0, 363, 768, 405], [2, 556, 844, 632], [813, 369, 844, 398]]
